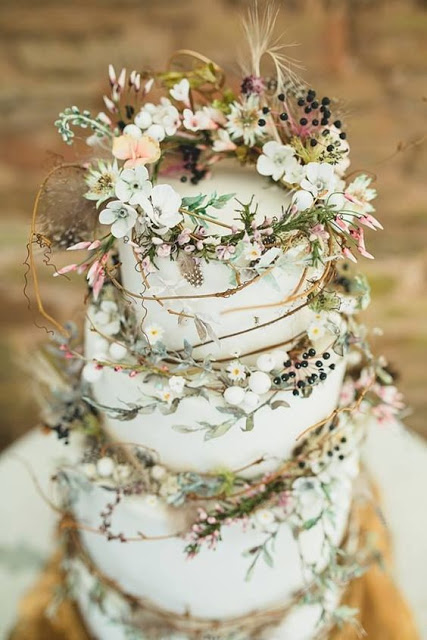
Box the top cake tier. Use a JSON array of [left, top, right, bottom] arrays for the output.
[[114, 161, 324, 362]]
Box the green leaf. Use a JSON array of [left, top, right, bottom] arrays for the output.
[[302, 513, 322, 530], [182, 194, 206, 210]]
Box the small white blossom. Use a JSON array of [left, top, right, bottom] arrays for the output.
[[254, 508, 277, 533], [243, 242, 263, 262], [226, 95, 264, 146], [85, 160, 120, 207], [134, 98, 180, 141], [170, 78, 190, 105], [226, 361, 246, 382], [212, 128, 237, 152], [182, 108, 214, 132], [145, 323, 164, 344], [307, 314, 327, 343], [169, 375, 186, 394], [99, 200, 138, 238]]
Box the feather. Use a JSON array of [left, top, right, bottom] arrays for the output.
[[177, 252, 204, 288], [240, 2, 305, 95]]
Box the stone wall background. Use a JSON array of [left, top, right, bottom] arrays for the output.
[[1, 0, 426, 449]]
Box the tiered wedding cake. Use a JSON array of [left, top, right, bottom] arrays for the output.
[[29, 10, 404, 640]]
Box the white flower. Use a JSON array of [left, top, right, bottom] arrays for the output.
[[212, 128, 237, 152], [345, 174, 377, 214], [256, 141, 296, 181], [243, 242, 263, 262], [182, 108, 213, 132], [300, 162, 338, 199], [169, 375, 186, 394], [91, 300, 121, 335], [99, 200, 138, 238], [307, 314, 327, 342], [145, 323, 164, 344], [292, 189, 314, 211], [142, 184, 183, 232], [115, 165, 152, 207], [85, 160, 120, 207], [170, 78, 190, 105], [226, 95, 264, 146], [226, 361, 246, 382], [160, 389, 173, 404], [254, 508, 277, 533], [109, 342, 128, 360], [96, 457, 115, 478], [134, 98, 180, 141]]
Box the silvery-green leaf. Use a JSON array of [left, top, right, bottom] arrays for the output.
[[243, 414, 255, 431], [256, 247, 281, 269], [271, 400, 290, 410], [204, 421, 233, 440], [172, 424, 199, 434], [262, 545, 274, 568]]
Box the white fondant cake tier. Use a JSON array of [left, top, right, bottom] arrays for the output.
[[116, 163, 325, 362], [62, 460, 354, 622], [84, 356, 345, 476], [69, 555, 340, 640]]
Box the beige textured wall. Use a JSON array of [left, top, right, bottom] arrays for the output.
[[1, 0, 426, 449]]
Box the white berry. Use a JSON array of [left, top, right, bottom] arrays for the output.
[[96, 456, 115, 478], [151, 464, 167, 481], [256, 354, 276, 372], [248, 371, 271, 395], [271, 350, 289, 368], [82, 462, 97, 479], [223, 386, 245, 406], [243, 391, 260, 410], [109, 342, 128, 360]]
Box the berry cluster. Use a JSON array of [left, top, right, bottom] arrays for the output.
[[258, 87, 347, 164], [273, 348, 336, 396], [179, 144, 207, 185]]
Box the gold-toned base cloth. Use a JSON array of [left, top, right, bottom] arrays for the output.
[[9, 497, 420, 640]]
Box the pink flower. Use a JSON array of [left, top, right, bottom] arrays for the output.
[[177, 228, 191, 245], [156, 243, 171, 257], [215, 244, 236, 260], [67, 240, 101, 251], [112, 134, 160, 168], [349, 227, 374, 259], [53, 263, 78, 277], [342, 247, 357, 263], [87, 253, 109, 300], [309, 223, 330, 243]]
